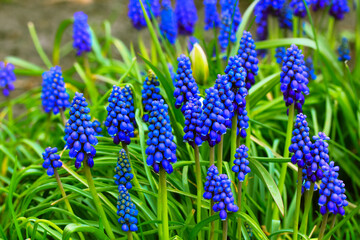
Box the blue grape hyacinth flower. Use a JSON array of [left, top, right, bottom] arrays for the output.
[[220, 0, 241, 32], [0, 62, 16, 97], [73, 12, 92, 56], [213, 174, 239, 220], [204, 0, 220, 30], [337, 37, 351, 61], [312, 0, 331, 11], [290, 0, 312, 18], [305, 57, 317, 80], [218, 10, 235, 51], [121, 85, 136, 127], [318, 161, 348, 215], [42, 147, 62, 176], [237, 105, 249, 138], [160, 0, 178, 44], [91, 120, 102, 136], [175, 0, 198, 35], [280, 44, 309, 113], [329, 0, 349, 20], [142, 70, 162, 122], [146, 100, 177, 174], [128, 0, 159, 30], [275, 47, 286, 64], [203, 165, 219, 199], [41, 66, 70, 115], [183, 98, 203, 147], [105, 86, 135, 145], [64, 93, 98, 169], [214, 74, 235, 128], [115, 149, 134, 190], [117, 185, 139, 232], [232, 145, 250, 182], [279, 4, 293, 30]]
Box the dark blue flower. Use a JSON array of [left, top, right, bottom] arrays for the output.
[[275, 47, 286, 64], [220, 0, 241, 32], [121, 85, 136, 127], [105, 86, 135, 145], [183, 98, 203, 146], [42, 147, 62, 176], [128, 0, 158, 30], [280, 44, 309, 113], [318, 161, 348, 215], [117, 185, 139, 232], [0, 62, 16, 97], [213, 174, 239, 220], [237, 105, 249, 138], [218, 0, 241, 51], [312, 0, 331, 11], [337, 37, 351, 61], [41, 66, 70, 115], [115, 149, 134, 190], [279, 4, 293, 30], [187, 36, 199, 52], [150, 0, 161, 17], [290, 0, 312, 18], [214, 74, 235, 128], [232, 145, 250, 182], [203, 165, 219, 199], [145, 99, 177, 174], [160, 0, 178, 44], [73, 12, 92, 56], [91, 120, 102, 136], [142, 70, 162, 122], [204, 0, 221, 30], [305, 57, 317, 80], [175, 0, 198, 35], [174, 54, 200, 112], [329, 0, 349, 20], [64, 93, 98, 169]]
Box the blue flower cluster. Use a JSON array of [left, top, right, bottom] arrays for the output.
[[42, 147, 62, 176], [174, 54, 200, 112], [115, 149, 134, 190], [117, 185, 139, 232], [142, 70, 162, 122], [64, 93, 98, 168], [204, 0, 220, 30], [73, 12, 92, 56], [329, 0, 349, 20], [105, 86, 135, 145], [279, 4, 293, 30], [175, 0, 198, 35], [280, 44, 309, 113], [121, 85, 136, 126], [237, 105, 249, 138], [91, 120, 102, 136], [183, 98, 203, 147], [290, 0, 312, 18], [337, 37, 351, 61], [41, 66, 70, 115], [305, 57, 317, 80], [218, 0, 241, 51], [146, 100, 177, 174], [232, 145, 250, 182], [0, 62, 16, 97], [311, 0, 330, 11], [203, 165, 219, 200], [160, 0, 178, 45], [220, 0, 241, 33], [128, 0, 158, 30], [213, 174, 239, 220], [318, 161, 348, 215], [275, 47, 286, 64], [214, 74, 235, 128]]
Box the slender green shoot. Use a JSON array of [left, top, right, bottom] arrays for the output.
[[293, 169, 303, 240]]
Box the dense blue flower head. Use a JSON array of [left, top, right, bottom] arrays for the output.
[[203, 165, 219, 199], [213, 174, 239, 220], [105, 86, 135, 145], [237, 31, 259, 90], [175, 0, 198, 35], [232, 145, 250, 182], [174, 54, 200, 112], [337, 37, 351, 61], [64, 93, 98, 169], [128, 0, 159, 30], [305, 57, 317, 80], [329, 0, 349, 20], [91, 120, 102, 136], [280, 44, 309, 113], [204, 0, 221, 30], [220, 0, 241, 32], [146, 100, 177, 174], [183, 98, 203, 147], [121, 85, 136, 127], [318, 161, 348, 215], [160, 0, 178, 44], [142, 70, 162, 122], [150, 0, 161, 17], [41, 66, 70, 115], [214, 74, 235, 128], [188, 36, 199, 52], [289, 113, 312, 169], [218, 10, 235, 51], [290, 0, 312, 18], [275, 47, 286, 64], [199, 87, 227, 147], [279, 4, 293, 30], [312, 0, 331, 11], [0, 62, 16, 97], [237, 105, 249, 138], [115, 149, 134, 190], [42, 147, 62, 176], [73, 12, 92, 56], [117, 185, 139, 232]]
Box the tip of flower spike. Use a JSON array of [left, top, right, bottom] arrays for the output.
[[314, 132, 330, 141]]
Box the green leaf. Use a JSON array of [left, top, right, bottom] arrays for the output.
[[28, 22, 52, 68], [62, 224, 110, 240], [74, 62, 98, 105], [52, 19, 73, 66], [268, 229, 310, 240]]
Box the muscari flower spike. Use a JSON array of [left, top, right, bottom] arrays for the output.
[[73, 12, 92, 56], [318, 161, 348, 215], [91, 120, 102, 136], [214, 74, 235, 128], [115, 149, 134, 190], [279, 4, 293, 30], [183, 98, 203, 147], [204, 0, 221, 30], [232, 145, 250, 182], [160, 0, 178, 45], [175, 0, 198, 35], [213, 174, 239, 220], [280, 44, 309, 113], [121, 85, 136, 127], [329, 0, 349, 20], [203, 165, 219, 199], [237, 105, 249, 138], [305, 57, 317, 80], [64, 93, 98, 169], [117, 185, 139, 232], [290, 0, 312, 18], [146, 99, 177, 174], [174, 54, 200, 112], [0, 62, 16, 97], [275, 47, 286, 64], [220, 0, 241, 32], [41, 66, 70, 115], [128, 0, 159, 30], [42, 147, 62, 176], [218, 10, 236, 51], [337, 37, 351, 62], [105, 86, 135, 145], [142, 70, 162, 122], [312, 0, 331, 11]]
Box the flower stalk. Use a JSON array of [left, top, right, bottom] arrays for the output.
[[237, 181, 243, 240], [293, 168, 303, 240], [318, 212, 329, 240], [300, 182, 315, 234], [230, 112, 238, 171], [217, 136, 223, 174], [194, 145, 203, 240], [159, 168, 169, 240]]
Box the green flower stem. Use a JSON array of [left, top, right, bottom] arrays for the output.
[[222, 218, 228, 240], [209, 199, 215, 240], [293, 169, 303, 240], [230, 112, 238, 172], [159, 168, 169, 240], [217, 136, 224, 174], [327, 17, 335, 49], [7, 99, 13, 125], [84, 55, 92, 81], [293, 16, 299, 38], [237, 181, 243, 240], [83, 160, 115, 240], [328, 215, 336, 240], [194, 145, 203, 240], [209, 146, 215, 166], [318, 212, 329, 240], [245, 95, 251, 149], [59, 109, 66, 126], [274, 104, 295, 220], [127, 231, 133, 240], [300, 182, 315, 234], [157, 174, 163, 240]]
